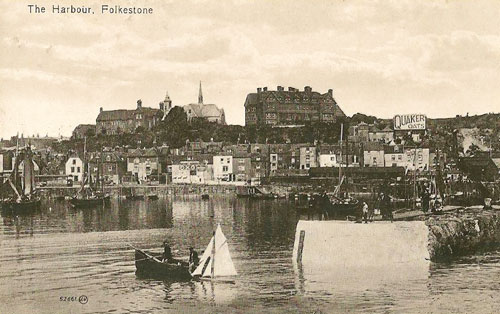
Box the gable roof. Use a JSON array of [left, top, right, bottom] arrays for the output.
[[96, 107, 161, 122]]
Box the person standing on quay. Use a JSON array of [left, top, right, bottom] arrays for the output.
[[362, 202, 369, 223]]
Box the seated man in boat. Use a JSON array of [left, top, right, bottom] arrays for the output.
[[189, 247, 199, 272], [162, 241, 173, 263]]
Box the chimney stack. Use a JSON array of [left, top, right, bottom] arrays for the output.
[[257, 87, 262, 93], [304, 86, 312, 93], [328, 89, 333, 96], [263, 87, 268, 91], [159, 102, 164, 111], [288, 87, 296, 92], [137, 99, 142, 109], [100, 107, 103, 113], [277, 86, 284, 91]]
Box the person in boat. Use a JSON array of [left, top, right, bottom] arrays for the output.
[[162, 241, 173, 263], [189, 247, 199, 273]]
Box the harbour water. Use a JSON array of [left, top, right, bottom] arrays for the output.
[[0, 196, 499, 313]]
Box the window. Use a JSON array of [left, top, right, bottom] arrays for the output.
[[77, 167, 80, 172], [227, 159, 230, 164], [398, 155, 402, 161], [108, 166, 113, 172], [72, 159, 76, 165], [222, 166, 228, 172], [391, 155, 396, 161], [71, 167, 75, 173]]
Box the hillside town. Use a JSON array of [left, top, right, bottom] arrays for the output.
[[1, 84, 500, 205]]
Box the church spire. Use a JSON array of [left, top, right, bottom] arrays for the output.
[[198, 81, 203, 104]]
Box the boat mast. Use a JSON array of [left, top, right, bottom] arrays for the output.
[[339, 123, 343, 185], [211, 230, 215, 278], [81, 137, 87, 193]]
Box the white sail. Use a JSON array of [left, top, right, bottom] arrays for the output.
[[192, 224, 237, 278], [192, 237, 214, 276]]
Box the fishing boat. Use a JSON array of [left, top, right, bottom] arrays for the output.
[[1, 146, 41, 212], [70, 139, 109, 208], [126, 193, 145, 201], [236, 186, 275, 199], [314, 123, 359, 219], [134, 224, 237, 281], [147, 194, 159, 200]]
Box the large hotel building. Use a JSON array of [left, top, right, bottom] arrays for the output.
[[244, 86, 346, 126]]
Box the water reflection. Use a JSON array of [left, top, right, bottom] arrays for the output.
[[0, 196, 498, 313]]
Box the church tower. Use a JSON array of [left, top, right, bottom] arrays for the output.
[[164, 91, 172, 113], [198, 81, 203, 104]]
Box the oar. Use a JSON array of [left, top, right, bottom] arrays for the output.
[[127, 243, 163, 263]]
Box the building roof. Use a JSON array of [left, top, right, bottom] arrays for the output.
[[363, 142, 384, 151], [96, 107, 161, 122], [244, 89, 337, 106], [184, 103, 225, 120], [73, 124, 95, 131]]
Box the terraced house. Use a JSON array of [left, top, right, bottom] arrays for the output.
[[244, 86, 346, 126]]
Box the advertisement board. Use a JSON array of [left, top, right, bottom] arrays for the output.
[[393, 114, 426, 130]]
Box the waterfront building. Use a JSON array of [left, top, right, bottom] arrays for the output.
[[318, 145, 339, 168], [0, 149, 15, 182], [249, 144, 270, 182], [88, 152, 126, 185], [363, 142, 385, 167], [65, 156, 83, 182], [213, 155, 233, 182], [244, 85, 345, 126], [183, 82, 226, 124], [299, 146, 318, 170], [96, 99, 164, 135], [171, 160, 214, 184], [384, 145, 430, 170], [72, 124, 95, 139], [126, 148, 164, 182]]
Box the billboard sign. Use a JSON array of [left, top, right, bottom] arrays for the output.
[[393, 114, 426, 130]]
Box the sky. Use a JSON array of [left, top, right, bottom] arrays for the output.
[[1, 0, 500, 139]]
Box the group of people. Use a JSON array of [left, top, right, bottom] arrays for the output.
[[162, 241, 200, 272], [359, 192, 393, 223], [420, 186, 443, 213]]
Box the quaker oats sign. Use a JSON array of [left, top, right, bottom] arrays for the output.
[[393, 114, 427, 130]]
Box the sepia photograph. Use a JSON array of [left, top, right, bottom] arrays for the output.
[[1, 0, 500, 313]]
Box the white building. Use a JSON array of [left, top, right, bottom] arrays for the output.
[[213, 155, 233, 182], [384, 146, 430, 170], [171, 161, 213, 184], [65, 156, 83, 182]]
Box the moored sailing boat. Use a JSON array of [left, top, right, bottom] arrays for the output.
[[1, 146, 41, 211], [323, 123, 359, 218], [69, 139, 109, 208]]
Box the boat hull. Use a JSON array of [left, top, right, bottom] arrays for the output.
[[2, 198, 41, 212], [126, 195, 145, 201], [69, 196, 109, 208], [134, 249, 192, 280]]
